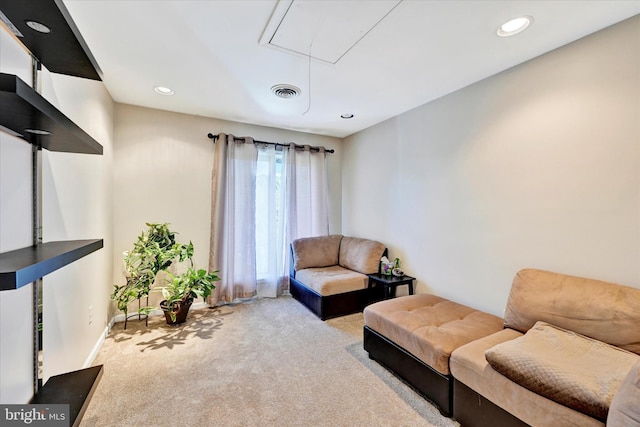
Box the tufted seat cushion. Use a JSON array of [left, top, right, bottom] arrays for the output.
[[364, 294, 504, 375], [295, 265, 368, 296]]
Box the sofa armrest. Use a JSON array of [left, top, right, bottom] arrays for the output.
[[608, 360, 640, 426]]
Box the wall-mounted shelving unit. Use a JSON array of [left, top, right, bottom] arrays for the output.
[[0, 239, 104, 291], [30, 365, 103, 427], [0, 0, 105, 420], [0, 0, 102, 81], [0, 73, 103, 154]]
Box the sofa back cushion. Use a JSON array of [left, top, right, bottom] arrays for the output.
[[338, 237, 385, 275], [292, 235, 343, 271], [504, 268, 640, 355]]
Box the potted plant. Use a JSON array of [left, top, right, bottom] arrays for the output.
[[111, 223, 190, 328], [159, 264, 219, 325], [111, 222, 219, 327]]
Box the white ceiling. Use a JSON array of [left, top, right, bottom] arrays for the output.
[[63, 1, 639, 138]]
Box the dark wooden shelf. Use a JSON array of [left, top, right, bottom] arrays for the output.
[[30, 365, 103, 427], [0, 0, 102, 81], [0, 239, 103, 291], [0, 73, 103, 154]]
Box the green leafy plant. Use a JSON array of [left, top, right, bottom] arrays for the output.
[[111, 223, 191, 319], [160, 267, 219, 322], [111, 222, 219, 326]]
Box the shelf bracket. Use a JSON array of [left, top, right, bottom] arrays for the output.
[[31, 54, 43, 395]]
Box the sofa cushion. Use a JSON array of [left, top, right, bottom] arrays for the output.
[[450, 329, 604, 427], [292, 235, 343, 271], [295, 265, 368, 296], [364, 294, 504, 375], [504, 269, 640, 355], [607, 360, 640, 427], [485, 321, 640, 421], [338, 237, 385, 274]]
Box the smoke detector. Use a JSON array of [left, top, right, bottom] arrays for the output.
[[271, 84, 301, 99]]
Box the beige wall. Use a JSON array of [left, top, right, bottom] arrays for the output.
[[342, 16, 640, 316], [112, 104, 342, 313], [0, 26, 114, 401]]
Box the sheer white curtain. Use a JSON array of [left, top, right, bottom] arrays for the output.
[[255, 145, 288, 298], [209, 135, 329, 304], [209, 134, 258, 305]]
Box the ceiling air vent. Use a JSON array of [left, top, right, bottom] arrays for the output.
[[271, 84, 300, 99]]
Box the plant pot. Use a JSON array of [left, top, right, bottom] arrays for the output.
[[160, 298, 193, 325]]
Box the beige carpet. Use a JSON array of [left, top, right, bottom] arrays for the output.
[[80, 296, 460, 427]]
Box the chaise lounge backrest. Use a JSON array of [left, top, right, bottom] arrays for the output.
[[291, 234, 386, 275], [338, 236, 386, 274], [291, 235, 343, 271], [504, 268, 640, 355]]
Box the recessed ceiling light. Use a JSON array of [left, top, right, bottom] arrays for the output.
[[24, 129, 51, 135], [497, 16, 533, 37], [154, 86, 175, 95], [340, 114, 354, 119], [25, 20, 51, 34]]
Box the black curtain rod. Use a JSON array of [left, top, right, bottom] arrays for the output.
[[207, 133, 334, 154]]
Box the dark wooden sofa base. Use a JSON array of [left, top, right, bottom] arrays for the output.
[[453, 379, 530, 427], [363, 325, 452, 417], [290, 277, 384, 320]]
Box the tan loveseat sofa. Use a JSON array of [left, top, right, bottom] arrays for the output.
[[450, 268, 640, 427], [289, 235, 387, 320], [363, 268, 640, 426]]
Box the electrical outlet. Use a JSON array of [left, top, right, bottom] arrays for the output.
[[88, 305, 93, 324]]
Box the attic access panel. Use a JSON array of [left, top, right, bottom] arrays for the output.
[[0, 0, 102, 80], [261, 0, 402, 64], [0, 73, 103, 154]]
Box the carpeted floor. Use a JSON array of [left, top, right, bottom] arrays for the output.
[[80, 296, 460, 427]]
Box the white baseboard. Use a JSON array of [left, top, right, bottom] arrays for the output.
[[83, 302, 211, 368], [83, 324, 109, 369]]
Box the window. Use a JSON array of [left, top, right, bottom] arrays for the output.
[[255, 149, 285, 286]]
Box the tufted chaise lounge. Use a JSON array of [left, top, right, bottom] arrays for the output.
[[363, 294, 504, 416]]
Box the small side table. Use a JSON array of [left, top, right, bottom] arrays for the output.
[[367, 273, 416, 299]]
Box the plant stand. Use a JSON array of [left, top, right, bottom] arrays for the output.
[[124, 296, 149, 330]]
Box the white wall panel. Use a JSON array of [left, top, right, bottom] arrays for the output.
[[342, 16, 640, 315]]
